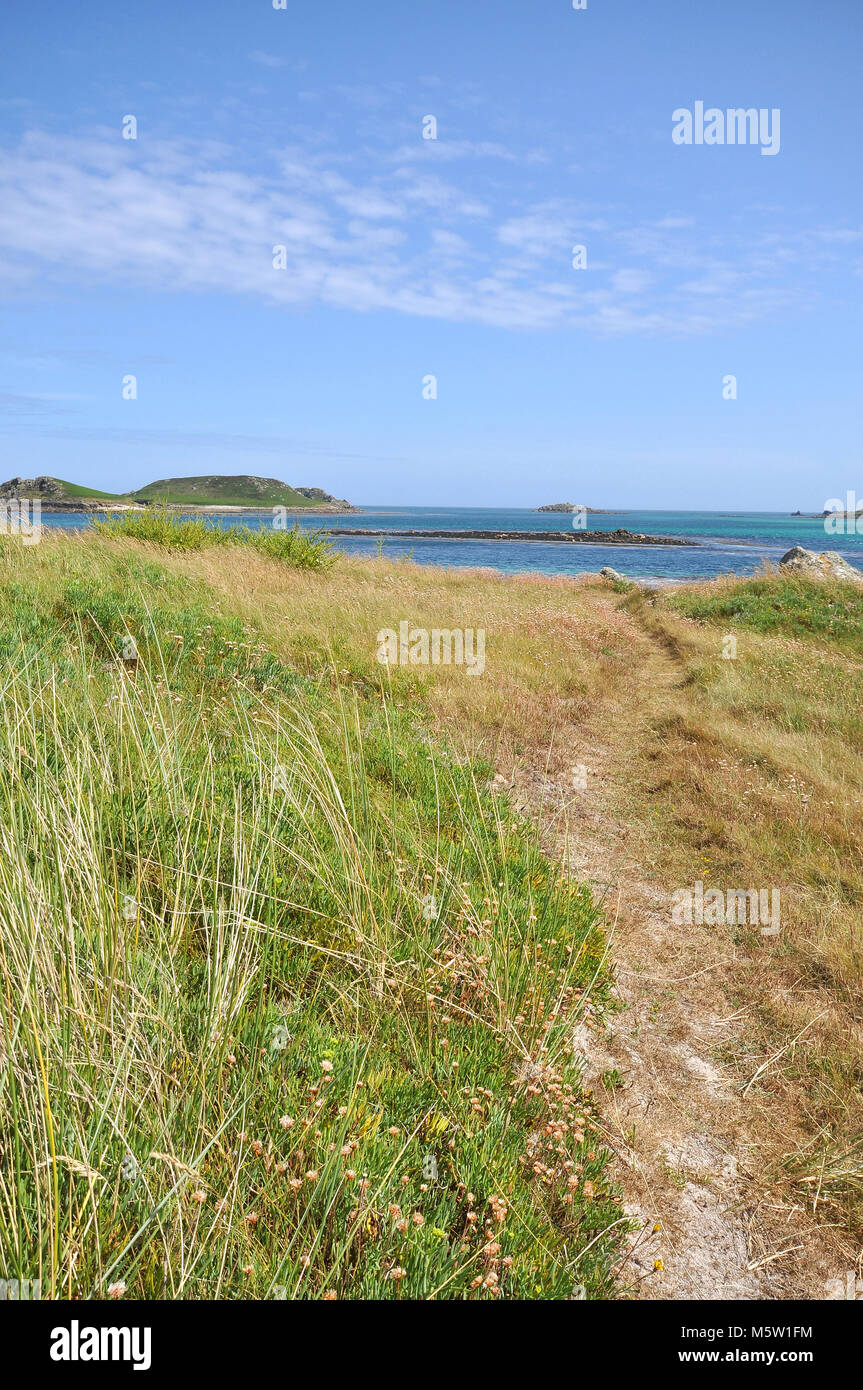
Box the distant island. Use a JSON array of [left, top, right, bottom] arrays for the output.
[[787, 507, 863, 520], [535, 502, 616, 513], [0, 474, 359, 513]]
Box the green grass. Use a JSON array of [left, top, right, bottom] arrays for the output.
[[0, 535, 623, 1300], [54, 478, 125, 500], [129, 475, 323, 508], [664, 572, 863, 655], [92, 510, 336, 571]]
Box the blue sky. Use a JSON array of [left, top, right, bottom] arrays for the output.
[[0, 0, 860, 509]]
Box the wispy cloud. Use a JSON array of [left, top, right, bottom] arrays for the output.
[[0, 390, 88, 417], [0, 128, 854, 335], [385, 139, 545, 164]]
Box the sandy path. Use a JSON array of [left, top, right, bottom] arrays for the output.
[[501, 592, 846, 1300]]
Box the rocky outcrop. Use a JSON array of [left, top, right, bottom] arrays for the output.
[[0, 475, 66, 499], [0, 476, 137, 512], [294, 487, 358, 510], [779, 546, 863, 583]]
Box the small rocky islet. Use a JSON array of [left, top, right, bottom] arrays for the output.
[[330, 526, 695, 546]]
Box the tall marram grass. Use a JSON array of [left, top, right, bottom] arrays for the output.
[[92, 509, 335, 570], [0, 537, 623, 1299]]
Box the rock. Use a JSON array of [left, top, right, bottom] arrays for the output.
[[599, 566, 625, 581], [294, 486, 356, 508], [0, 475, 65, 499], [331, 527, 695, 546], [778, 547, 863, 584], [535, 502, 613, 514]]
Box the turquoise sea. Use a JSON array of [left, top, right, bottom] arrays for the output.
[[40, 507, 862, 582]]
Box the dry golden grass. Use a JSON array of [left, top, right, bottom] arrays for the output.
[[42, 533, 863, 1242], [139, 537, 631, 769], [615, 584, 863, 1232]]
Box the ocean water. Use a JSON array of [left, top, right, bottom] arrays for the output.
[[39, 507, 863, 582]]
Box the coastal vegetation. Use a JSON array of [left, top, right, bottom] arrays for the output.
[[1, 527, 860, 1301], [665, 570, 863, 652], [0, 529, 621, 1300], [93, 509, 336, 569]]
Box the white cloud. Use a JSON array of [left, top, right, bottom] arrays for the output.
[[386, 139, 522, 163], [0, 129, 851, 335]]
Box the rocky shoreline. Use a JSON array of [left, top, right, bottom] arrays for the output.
[[328, 527, 696, 546]]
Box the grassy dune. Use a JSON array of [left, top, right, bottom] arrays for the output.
[[0, 532, 621, 1300], [3, 528, 862, 1301], [169, 540, 863, 1240]]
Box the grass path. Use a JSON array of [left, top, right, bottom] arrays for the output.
[[503, 589, 856, 1299]]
